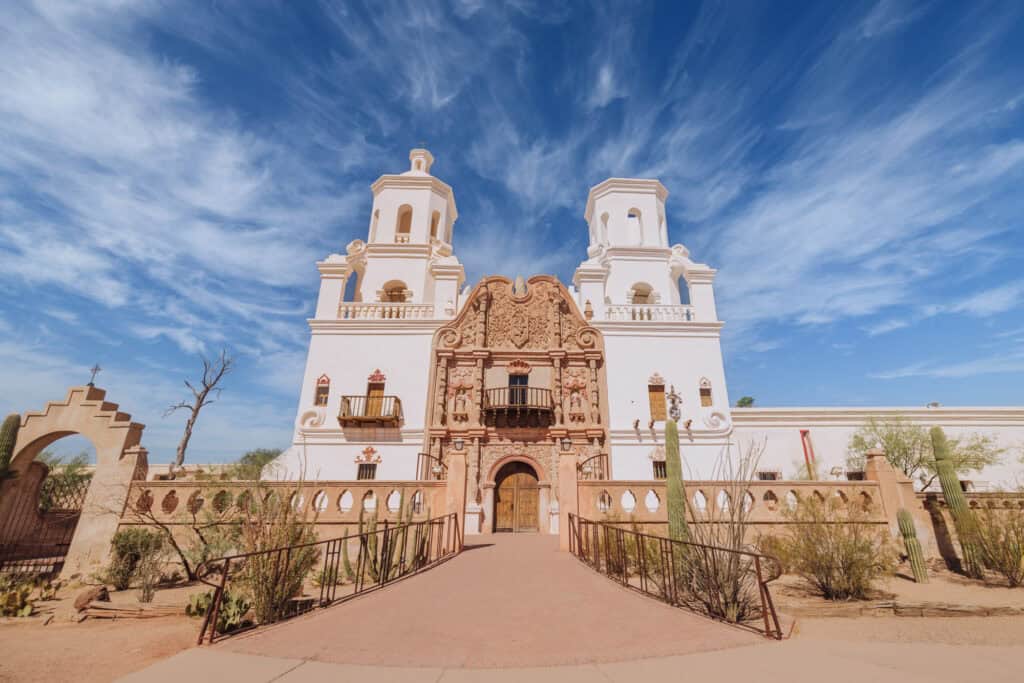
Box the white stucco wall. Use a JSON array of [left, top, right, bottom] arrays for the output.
[[732, 407, 1024, 490]]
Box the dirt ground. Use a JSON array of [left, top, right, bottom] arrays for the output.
[[773, 561, 1024, 610], [0, 615, 197, 682], [797, 615, 1024, 647]]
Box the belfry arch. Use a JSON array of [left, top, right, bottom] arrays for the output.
[[0, 386, 148, 576]]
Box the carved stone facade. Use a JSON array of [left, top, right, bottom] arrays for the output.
[[425, 276, 608, 532]]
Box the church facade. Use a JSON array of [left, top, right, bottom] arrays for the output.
[[273, 149, 1024, 533]]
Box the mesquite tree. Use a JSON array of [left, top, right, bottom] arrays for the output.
[[165, 349, 233, 478]]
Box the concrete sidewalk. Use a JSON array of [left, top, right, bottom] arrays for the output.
[[121, 638, 1024, 682]]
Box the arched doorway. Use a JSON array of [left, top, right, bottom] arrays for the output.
[[494, 461, 540, 533]]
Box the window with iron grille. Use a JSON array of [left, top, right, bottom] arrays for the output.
[[845, 471, 866, 481], [652, 461, 667, 479], [756, 470, 781, 481], [315, 384, 329, 406], [357, 463, 377, 480]]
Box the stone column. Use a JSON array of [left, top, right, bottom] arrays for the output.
[[315, 258, 347, 320], [63, 445, 149, 578], [445, 446, 468, 547], [557, 447, 579, 551], [864, 447, 937, 555]]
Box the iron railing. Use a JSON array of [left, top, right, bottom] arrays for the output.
[[568, 514, 782, 640], [482, 387, 553, 412], [338, 395, 403, 425], [416, 452, 447, 481], [577, 453, 609, 481], [195, 512, 461, 644]]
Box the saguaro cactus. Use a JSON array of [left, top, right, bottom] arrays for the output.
[[664, 410, 689, 543], [931, 426, 983, 578], [0, 413, 19, 480], [897, 508, 928, 583]]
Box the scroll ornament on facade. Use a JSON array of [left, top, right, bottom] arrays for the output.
[[355, 446, 382, 464]]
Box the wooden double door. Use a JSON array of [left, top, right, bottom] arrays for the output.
[[494, 462, 539, 532]]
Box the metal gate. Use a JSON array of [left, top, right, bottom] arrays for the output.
[[0, 470, 92, 577]]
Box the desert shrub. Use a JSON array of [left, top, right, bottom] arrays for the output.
[[234, 485, 318, 624], [754, 534, 791, 575], [313, 565, 343, 588], [185, 589, 252, 634], [975, 508, 1024, 587], [105, 528, 165, 591], [775, 496, 897, 600]]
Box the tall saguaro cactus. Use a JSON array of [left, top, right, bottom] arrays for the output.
[[897, 508, 928, 583], [664, 388, 690, 543], [931, 426, 983, 578], [0, 413, 20, 481]]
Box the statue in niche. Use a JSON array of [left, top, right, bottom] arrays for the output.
[[452, 388, 470, 421], [568, 388, 586, 422]]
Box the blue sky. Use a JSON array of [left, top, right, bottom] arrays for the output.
[[2, 0, 1023, 464]]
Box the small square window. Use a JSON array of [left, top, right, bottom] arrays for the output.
[[357, 464, 377, 481], [845, 471, 866, 481], [652, 461, 667, 479], [315, 385, 329, 406], [756, 471, 781, 481]]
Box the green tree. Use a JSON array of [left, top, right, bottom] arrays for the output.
[[735, 396, 755, 408], [36, 450, 93, 512], [228, 448, 281, 480], [847, 417, 1003, 489]]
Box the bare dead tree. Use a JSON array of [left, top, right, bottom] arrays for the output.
[[165, 349, 234, 478]]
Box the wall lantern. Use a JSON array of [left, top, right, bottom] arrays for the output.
[[453, 437, 465, 451], [560, 437, 572, 451]]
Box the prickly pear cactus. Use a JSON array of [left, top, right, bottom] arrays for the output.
[[897, 508, 928, 583], [931, 426, 983, 578]]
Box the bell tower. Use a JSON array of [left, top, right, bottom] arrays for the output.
[[315, 148, 465, 319]]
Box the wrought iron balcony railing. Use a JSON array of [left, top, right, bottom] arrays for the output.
[[482, 387, 553, 413], [338, 395, 403, 427]]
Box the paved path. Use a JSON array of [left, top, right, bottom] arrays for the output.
[[124, 635, 1024, 682], [217, 534, 760, 668]]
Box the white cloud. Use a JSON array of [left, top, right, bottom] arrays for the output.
[[865, 319, 910, 337]]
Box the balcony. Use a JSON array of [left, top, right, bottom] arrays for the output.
[[482, 387, 554, 428], [605, 304, 694, 322], [338, 395, 403, 427], [337, 302, 435, 320]]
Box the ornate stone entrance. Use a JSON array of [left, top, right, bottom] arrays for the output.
[[493, 461, 540, 532]]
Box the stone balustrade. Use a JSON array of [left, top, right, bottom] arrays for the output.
[[604, 304, 695, 322], [577, 479, 888, 525], [121, 480, 447, 530], [337, 302, 436, 320]]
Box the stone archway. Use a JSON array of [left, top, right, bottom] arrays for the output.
[[482, 455, 550, 534], [0, 386, 148, 577]]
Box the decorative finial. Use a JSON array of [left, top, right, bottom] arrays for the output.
[[667, 384, 682, 422], [88, 363, 102, 387]]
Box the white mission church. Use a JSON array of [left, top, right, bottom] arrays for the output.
[[271, 148, 1024, 533]]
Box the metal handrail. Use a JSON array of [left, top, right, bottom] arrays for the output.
[[567, 514, 782, 640], [416, 452, 448, 481], [576, 453, 609, 481], [194, 512, 461, 645], [482, 387, 553, 411]]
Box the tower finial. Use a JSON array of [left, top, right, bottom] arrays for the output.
[[409, 148, 434, 174]]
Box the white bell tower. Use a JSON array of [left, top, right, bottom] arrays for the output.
[[313, 148, 465, 320], [573, 177, 732, 480]]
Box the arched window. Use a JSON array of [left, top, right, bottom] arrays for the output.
[[342, 270, 360, 302], [395, 205, 412, 243], [430, 210, 440, 240], [627, 208, 643, 245], [315, 374, 330, 406], [370, 209, 380, 242], [599, 212, 609, 244], [699, 378, 713, 407], [648, 373, 666, 422], [381, 280, 408, 303], [677, 276, 691, 305], [630, 283, 654, 305]]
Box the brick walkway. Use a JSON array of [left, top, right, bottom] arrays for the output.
[[219, 533, 761, 668]]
